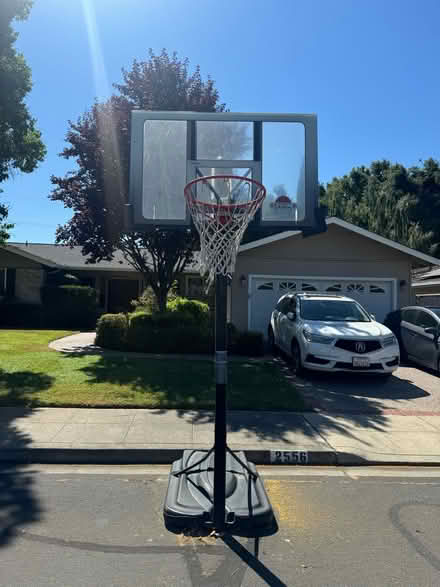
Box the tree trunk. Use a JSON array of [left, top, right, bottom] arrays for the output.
[[157, 289, 168, 314]]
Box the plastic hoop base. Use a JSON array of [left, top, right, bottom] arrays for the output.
[[164, 449, 276, 537]]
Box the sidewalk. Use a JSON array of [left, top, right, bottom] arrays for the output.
[[2, 407, 440, 465]]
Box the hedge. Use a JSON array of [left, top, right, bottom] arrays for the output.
[[95, 311, 264, 357], [41, 285, 99, 329], [0, 303, 44, 328], [229, 330, 265, 357], [125, 310, 213, 354]]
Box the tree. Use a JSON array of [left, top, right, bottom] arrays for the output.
[[51, 50, 228, 311], [321, 159, 438, 256], [0, 0, 46, 241]]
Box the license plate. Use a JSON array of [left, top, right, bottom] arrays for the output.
[[352, 357, 370, 368], [270, 450, 309, 464]]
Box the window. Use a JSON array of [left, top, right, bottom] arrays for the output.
[[346, 283, 365, 293], [301, 282, 317, 292], [300, 299, 370, 322], [416, 311, 438, 329], [186, 276, 205, 299], [402, 309, 419, 325], [0, 268, 6, 295], [257, 282, 274, 291], [326, 284, 342, 293], [370, 285, 385, 294], [80, 277, 96, 288], [279, 281, 296, 292]]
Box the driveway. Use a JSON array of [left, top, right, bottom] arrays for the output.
[[288, 364, 440, 414]]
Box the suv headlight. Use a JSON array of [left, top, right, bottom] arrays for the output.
[[382, 334, 397, 347], [303, 329, 335, 345]]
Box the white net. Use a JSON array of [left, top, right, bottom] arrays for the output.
[[184, 176, 266, 286]]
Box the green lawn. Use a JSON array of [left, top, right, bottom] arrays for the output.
[[0, 330, 304, 411]]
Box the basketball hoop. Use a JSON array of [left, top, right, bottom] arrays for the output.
[[184, 175, 266, 285]]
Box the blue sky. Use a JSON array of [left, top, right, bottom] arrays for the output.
[[4, 0, 440, 243]]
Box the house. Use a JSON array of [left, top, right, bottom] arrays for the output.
[[412, 267, 440, 307], [1, 217, 440, 333]]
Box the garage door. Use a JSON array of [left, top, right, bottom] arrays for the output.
[[249, 276, 395, 336]]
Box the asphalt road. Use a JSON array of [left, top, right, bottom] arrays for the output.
[[1, 464, 440, 586]]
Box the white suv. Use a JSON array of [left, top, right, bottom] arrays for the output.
[[268, 293, 400, 376]]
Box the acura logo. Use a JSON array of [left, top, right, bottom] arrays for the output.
[[355, 342, 366, 353]]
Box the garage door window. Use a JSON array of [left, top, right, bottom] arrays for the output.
[[257, 282, 274, 291], [279, 281, 296, 292], [326, 283, 342, 293], [369, 285, 385, 294], [301, 283, 317, 292], [347, 283, 365, 293]]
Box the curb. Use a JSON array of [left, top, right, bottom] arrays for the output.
[[0, 448, 338, 466], [2, 448, 439, 466]]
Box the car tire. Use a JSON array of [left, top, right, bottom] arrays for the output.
[[268, 327, 278, 355], [290, 340, 303, 376]]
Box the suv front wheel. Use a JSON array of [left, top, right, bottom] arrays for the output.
[[290, 340, 303, 376]]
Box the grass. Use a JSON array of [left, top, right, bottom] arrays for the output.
[[0, 330, 304, 411]]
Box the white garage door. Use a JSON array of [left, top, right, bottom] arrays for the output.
[[249, 276, 395, 336]]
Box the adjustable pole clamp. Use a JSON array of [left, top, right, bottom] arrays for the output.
[[215, 351, 228, 384]]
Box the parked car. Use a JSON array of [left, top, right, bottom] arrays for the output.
[[396, 306, 440, 374], [268, 293, 400, 377]]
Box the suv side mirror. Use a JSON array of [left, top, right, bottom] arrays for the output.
[[370, 313, 376, 321], [287, 311, 296, 321]]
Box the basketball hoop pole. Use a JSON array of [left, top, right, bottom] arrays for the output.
[[213, 273, 228, 531]]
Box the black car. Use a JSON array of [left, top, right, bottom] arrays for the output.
[[385, 306, 440, 374]]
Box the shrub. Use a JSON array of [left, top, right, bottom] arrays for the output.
[[95, 313, 129, 350], [167, 297, 210, 324], [42, 285, 99, 329], [0, 302, 44, 328], [230, 330, 265, 357], [125, 310, 213, 354]]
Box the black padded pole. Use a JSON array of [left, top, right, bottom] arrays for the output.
[[214, 274, 228, 530]]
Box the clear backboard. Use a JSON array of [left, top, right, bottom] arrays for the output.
[[128, 112, 322, 236]]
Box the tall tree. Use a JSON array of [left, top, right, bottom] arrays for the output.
[[0, 0, 46, 242], [321, 159, 438, 256], [51, 50, 228, 311]]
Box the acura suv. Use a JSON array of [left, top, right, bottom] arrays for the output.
[[268, 293, 400, 376]]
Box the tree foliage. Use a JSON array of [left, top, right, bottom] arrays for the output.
[[0, 0, 46, 243], [0, 0, 45, 182], [321, 159, 440, 257], [51, 50, 226, 311]]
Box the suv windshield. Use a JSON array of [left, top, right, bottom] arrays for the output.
[[428, 308, 440, 319], [300, 299, 371, 322]]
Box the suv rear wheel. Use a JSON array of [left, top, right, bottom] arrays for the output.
[[290, 340, 303, 375], [268, 327, 277, 355]]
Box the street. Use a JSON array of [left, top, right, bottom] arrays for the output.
[[1, 465, 440, 586]]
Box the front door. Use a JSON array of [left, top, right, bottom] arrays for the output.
[[107, 279, 140, 313]]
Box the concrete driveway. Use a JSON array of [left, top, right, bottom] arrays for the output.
[[291, 364, 440, 414]]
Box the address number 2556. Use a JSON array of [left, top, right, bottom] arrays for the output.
[[270, 450, 309, 464]]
